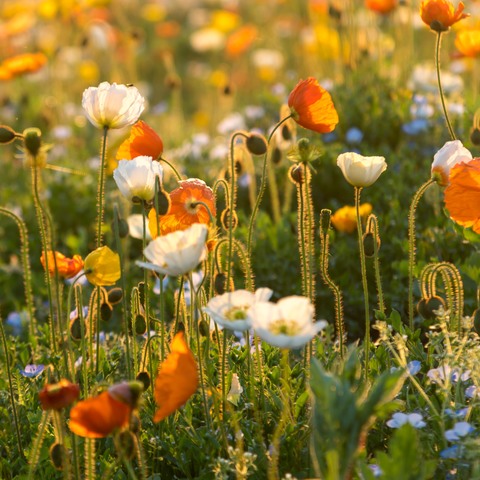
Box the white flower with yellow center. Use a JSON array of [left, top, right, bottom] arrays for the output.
[[136, 223, 208, 277], [337, 152, 387, 188], [203, 288, 273, 332], [249, 296, 327, 349]]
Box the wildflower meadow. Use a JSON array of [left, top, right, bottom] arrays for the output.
[[2, 0, 480, 479]]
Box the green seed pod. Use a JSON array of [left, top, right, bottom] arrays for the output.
[[107, 288, 123, 305], [470, 128, 480, 146], [214, 272, 227, 295], [0, 125, 17, 144], [136, 371, 151, 391], [472, 309, 480, 334], [49, 442, 67, 470], [245, 133, 268, 156], [271, 147, 282, 165], [134, 314, 147, 335], [281, 124, 292, 141], [23, 127, 42, 156], [198, 319, 210, 337], [417, 296, 445, 320]]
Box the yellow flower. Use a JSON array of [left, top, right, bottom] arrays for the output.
[[84, 246, 120, 286], [331, 204, 373, 233]]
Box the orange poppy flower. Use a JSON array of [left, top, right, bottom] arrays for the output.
[[419, 0, 469, 31], [365, 0, 397, 14], [287, 77, 339, 134], [69, 390, 131, 438], [1, 52, 47, 77], [455, 29, 480, 57], [116, 120, 164, 160], [39, 379, 80, 410], [154, 332, 198, 422], [225, 24, 258, 58], [149, 178, 216, 238], [444, 158, 480, 234], [40, 251, 84, 279]]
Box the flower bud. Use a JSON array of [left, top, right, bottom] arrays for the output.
[[363, 232, 380, 257], [116, 431, 137, 460], [288, 164, 304, 185], [470, 128, 480, 146], [155, 188, 171, 216], [271, 147, 282, 165], [107, 288, 123, 305], [214, 272, 227, 295], [136, 371, 151, 391], [246, 133, 268, 156], [108, 380, 144, 408], [198, 319, 210, 337], [221, 208, 238, 231], [23, 127, 42, 157], [473, 309, 480, 335], [69, 316, 86, 341], [417, 296, 445, 321], [100, 302, 113, 322], [0, 125, 17, 144], [50, 442, 67, 470], [134, 314, 147, 335], [319, 209, 332, 236]]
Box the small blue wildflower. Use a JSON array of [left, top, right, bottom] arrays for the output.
[[5, 312, 24, 335], [465, 386, 478, 399], [402, 119, 429, 136], [440, 445, 460, 459], [407, 360, 421, 375], [445, 422, 474, 442], [345, 127, 363, 145], [386, 412, 426, 429], [445, 408, 468, 419], [19, 364, 45, 378], [368, 464, 383, 478]]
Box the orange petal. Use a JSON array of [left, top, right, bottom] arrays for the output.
[[116, 120, 163, 160], [444, 159, 480, 233], [154, 332, 198, 422], [69, 391, 131, 438]]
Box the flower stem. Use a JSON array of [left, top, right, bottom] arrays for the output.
[[407, 179, 435, 328], [355, 187, 370, 379], [247, 115, 292, 256], [435, 32, 456, 141], [96, 126, 109, 248]]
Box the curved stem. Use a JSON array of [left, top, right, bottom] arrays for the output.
[[159, 156, 183, 181], [407, 179, 435, 328], [435, 32, 456, 141], [355, 187, 370, 379], [247, 115, 292, 256]]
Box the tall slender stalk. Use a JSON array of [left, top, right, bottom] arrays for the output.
[[435, 32, 456, 141], [355, 187, 370, 379], [96, 126, 109, 248], [407, 179, 435, 328]]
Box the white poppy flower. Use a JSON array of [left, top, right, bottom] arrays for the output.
[[337, 152, 387, 188], [127, 214, 152, 240], [203, 288, 273, 332], [136, 223, 208, 277], [82, 81, 145, 129], [431, 140, 472, 186], [113, 156, 163, 202], [249, 296, 327, 349]]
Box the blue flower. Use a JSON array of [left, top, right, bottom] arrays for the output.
[[19, 364, 45, 378], [407, 360, 421, 375], [386, 412, 426, 429], [440, 445, 460, 459], [445, 422, 474, 442]]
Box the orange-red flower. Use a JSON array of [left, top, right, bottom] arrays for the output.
[[154, 332, 198, 422], [40, 251, 84, 279], [365, 0, 397, 14], [0, 53, 47, 78], [420, 0, 469, 31], [69, 381, 142, 438], [149, 178, 216, 238], [288, 77, 339, 134], [116, 120, 164, 160], [455, 29, 480, 57], [444, 158, 480, 234], [225, 24, 258, 58], [39, 379, 80, 410]]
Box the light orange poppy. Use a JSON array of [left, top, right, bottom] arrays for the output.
[[40, 251, 84, 279], [69, 390, 131, 438], [225, 24, 258, 58], [455, 29, 480, 57], [287, 77, 339, 134], [116, 120, 164, 160], [154, 332, 198, 422], [444, 158, 480, 233], [365, 0, 397, 14], [419, 0, 469, 31], [39, 379, 80, 410], [1, 52, 47, 77], [331, 203, 373, 234], [149, 178, 216, 238]]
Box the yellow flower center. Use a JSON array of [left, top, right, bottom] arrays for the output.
[[269, 319, 299, 336], [224, 306, 249, 321]]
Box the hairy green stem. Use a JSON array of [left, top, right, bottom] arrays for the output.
[[96, 126, 109, 248]]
